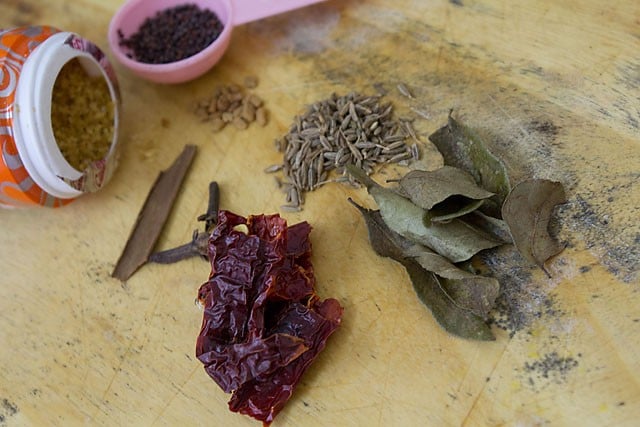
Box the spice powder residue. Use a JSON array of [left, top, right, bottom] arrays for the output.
[[51, 58, 114, 171]]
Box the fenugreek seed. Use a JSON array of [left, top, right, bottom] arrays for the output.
[[221, 112, 234, 123], [217, 96, 230, 111], [241, 102, 256, 122], [244, 75, 258, 89], [232, 117, 248, 130], [249, 94, 263, 108], [256, 107, 268, 126], [196, 109, 210, 122], [229, 92, 244, 103], [211, 117, 226, 132]]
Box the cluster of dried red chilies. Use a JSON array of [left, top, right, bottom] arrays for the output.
[[195, 211, 343, 425]]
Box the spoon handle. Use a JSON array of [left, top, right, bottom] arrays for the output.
[[232, 0, 327, 26]]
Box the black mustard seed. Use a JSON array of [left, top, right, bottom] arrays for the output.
[[118, 4, 224, 64]]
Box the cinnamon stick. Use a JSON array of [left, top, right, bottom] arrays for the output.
[[112, 145, 197, 281]]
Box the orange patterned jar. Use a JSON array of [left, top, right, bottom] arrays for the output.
[[0, 26, 120, 208]]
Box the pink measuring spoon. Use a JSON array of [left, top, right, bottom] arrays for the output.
[[108, 0, 327, 84]]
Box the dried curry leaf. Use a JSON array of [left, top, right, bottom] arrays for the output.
[[501, 179, 567, 275], [399, 166, 494, 211], [462, 211, 513, 244], [347, 165, 502, 263], [404, 262, 495, 340], [347, 198, 411, 260], [428, 114, 510, 217], [405, 246, 500, 319], [349, 200, 495, 340], [429, 199, 485, 224]]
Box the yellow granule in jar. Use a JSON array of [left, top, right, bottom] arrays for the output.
[[51, 59, 114, 171]]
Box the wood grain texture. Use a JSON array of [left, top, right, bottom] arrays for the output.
[[1, 0, 638, 426]]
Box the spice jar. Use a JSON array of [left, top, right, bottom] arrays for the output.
[[0, 26, 120, 208]]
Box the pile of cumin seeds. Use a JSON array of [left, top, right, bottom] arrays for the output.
[[268, 92, 420, 211]]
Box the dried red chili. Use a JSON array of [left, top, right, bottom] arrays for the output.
[[196, 211, 343, 425]]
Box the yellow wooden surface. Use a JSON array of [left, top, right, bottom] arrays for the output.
[[1, 0, 639, 425]]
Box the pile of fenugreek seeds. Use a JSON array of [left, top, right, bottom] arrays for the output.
[[194, 76, 269, 131], [268, 92, 420, 211], [51, 59, 115, 171]]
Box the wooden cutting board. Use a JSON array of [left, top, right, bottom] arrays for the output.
[[1, 0, 638, 425]]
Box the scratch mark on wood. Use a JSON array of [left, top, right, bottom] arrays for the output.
[[150, 365, 201, 424], [460, 342, 510, 427]]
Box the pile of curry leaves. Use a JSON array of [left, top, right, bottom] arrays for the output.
[[348, 115, 566, 341]]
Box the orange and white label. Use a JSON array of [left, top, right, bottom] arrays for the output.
[[0, 26, 70, 208]]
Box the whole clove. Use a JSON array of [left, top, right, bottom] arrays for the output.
[[149, 181, 220, 264]]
